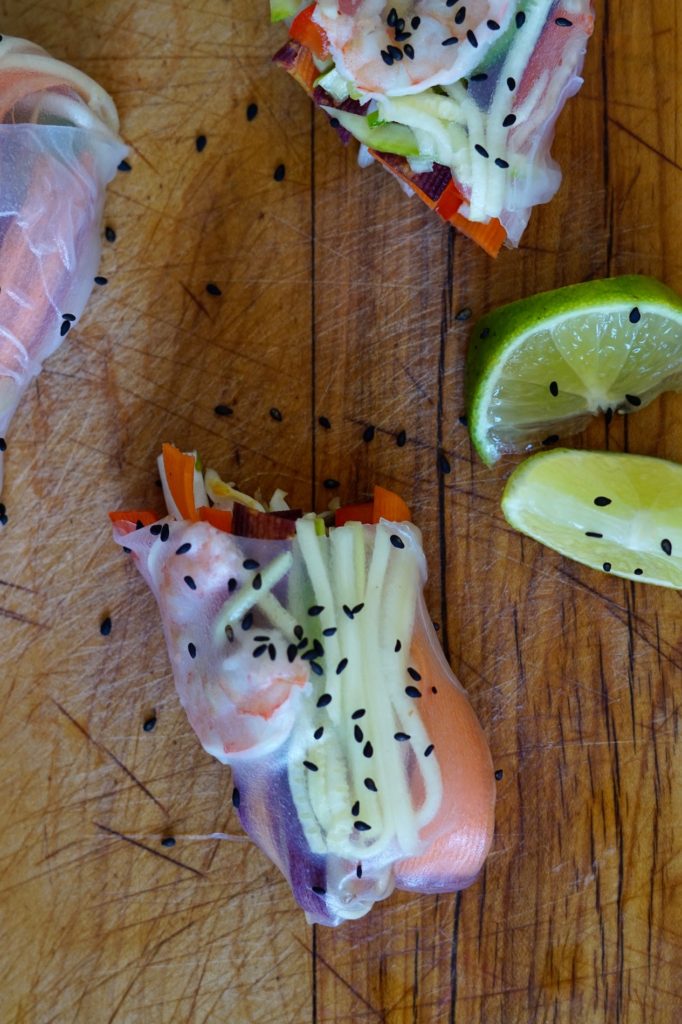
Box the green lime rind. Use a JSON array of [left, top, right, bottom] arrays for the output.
[[465, 275, 682, 466], [501, 448, 682, 589]]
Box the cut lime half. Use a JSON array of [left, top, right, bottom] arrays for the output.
[[466, 276, 682, 465], [502, 449, 682, 588]]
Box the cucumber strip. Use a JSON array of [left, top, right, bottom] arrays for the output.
[[321, 105, 420, 158], [213, 551, 293, 638]]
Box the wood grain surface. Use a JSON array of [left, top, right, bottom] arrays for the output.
[[0, 2, 680, 1022]]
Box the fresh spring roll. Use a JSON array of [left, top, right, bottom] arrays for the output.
[[110, 445, 495, 926], [271, 1, 595, 255], [0, 37, 127, 499]]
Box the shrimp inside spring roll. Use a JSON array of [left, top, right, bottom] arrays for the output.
[[111, 445, 496, 926]]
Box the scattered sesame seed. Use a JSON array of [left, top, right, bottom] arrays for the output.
[[629, 307, 641, 324], [494, 768, 504, 781], [381, 49, 394, 65], [308, 604, 324, 616], [188, 642, 197, 659], [516, 12, 526, 28], [287, 644, 298, 663], [363, 424, 375, 442], [442, 36, 458, 46], [228, 577, 238, 592], [407, 667, 422, 681], [62, 313, 76, 322], [487, 19, 500, 30], [312, 884, 326, 895], [270, 407, 283, 422], [317, 693, 332, 708], [555, 17, 573, 27], [117, 159, 131, 172], [143, 715, 157, 732], [206, 282, 222, 296], [585, 531, 603, 538], [94, 276, 108, 286], [424, 744, 435, 757], [405, 686, 422, 698], [404, 43, 415, 59], [60, 320, 71, 337], [336, 658, 348, 675], [394, 732, 410, 742], [303, 760, 318, 772], [319, 415, 331, 429], [411, 16, 420, 28], [387, 44, 403, 60], [161, 837, 176, 848], [184, 575, 196, 590], [661, 538, 672, 556], [195, 134, 207, 152], [466, 29, 478, 47], [214, 404, 233, 417], [475, 143, 489, 158], [253, 644, 267, 658], [634, 568, 643, 576], [160, 524, 170, 542], [507, 76, 516, 90], [324, 478, 340, 489], [394, 639, 402, 652], [253, 573, 262, 590], [389, 534, 405, 550], [274, 163, 286, 182], [310, 661, 324, 676], [322, 627, 337, 637], [495, 157, 510, 169], [354, 820, 371, 832], [458, 414, 468, 426], [268, 643, 276, 661], [455, 307, 472, 321], [352, 708, 366, 720], [354, 725, 364, 743], [396, 429, 407, 447], [242, 612, 253, 630], [294, 625, 304, 639], [100, 616, 112, 637], [363, 741, 373, 758], [471, 72, 488, 82], [105, 226, 116, 243], [150, 524, 162, 536], [246, 103, 258, 121], [594, 496, 612, 506], [625, 394, 641, 406], [356, 863, 363, 878], [232, 787, 240, 808], [453, 5, 464, 22], [549, 380, 559, 396], [329, 116, 340, 129], [314, 726, 324, 740], [431, 686, 438, 694], [364, 778, 377, 792], [438, 451, 451, 474], [605, 407, 613, 426], [351, 800, 360, 816], [603, 562, 612, 572], [243, 558, 260, 571]]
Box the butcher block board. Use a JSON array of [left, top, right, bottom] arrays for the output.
[[1, 2, 680, 1022]]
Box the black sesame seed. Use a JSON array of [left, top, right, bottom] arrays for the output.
[[502, 114, 517, 128], [143, 715, 157, 732], [253, 573, 262, 590], [310, 661, 323, 677], [150, 523, 162, 536], [431, 686, 438, 694], [455, 307, 472, 322], [404, 43, 415, 59], [394, 639, 402, 652], [336, 658, 348, 675], [381, 50, 394, 66], [232, 786, 240, 808], [495, 157, 510, 169], [475, 143, 489, 158], [363, 741, 373, 758], [407, 667, 422, 681], [312, 884, 326, 895], [507, 76, 516, 91], [268, 643, 277, 661], [188, 642, 197, 659], [487, 20, 500, 30], [387, 7, 398, 26], [629, 307, 641, 324], [354, 725, 364, 743], [439, 451, 452, 474], [136, 520, 144, 531], [549, 380, 559, 397], [195, 134, 207, 152], [62, 313, 76, 322], [625, 394, 641, 406], [60, 320, 71, 337], [363, 424, 375, 443], [351, 800, 360, 816], [594, 496, 612, 507], [308, 604, 324, 616], [175, 542, 191, 555], [206, 282, 222, 296], [605, 407, 614, 426], [226, 625, 235, 643], [387, 45, 403, 60], [274, 163, 286, 182], [322, 627, 337, 637], [243, 558, 259, 571], [466, 30, 478, 47], [184, 575, 196, 590], [317, 694, 332, 708], [122, 547, 131, 553], [318, 415, 331, 429], [442, 37, 458, 46], [246, 103, 258, 121], [0, 503, 5, 516], [390, 534, 405, 549], [396, 429, 407, 447], [394, 732, 410, 742], [314, 726, 324, 740], [356, 863, 363, 878], [661, 538, 672, 556], [352, 603, 364, 615], [303, 760, 318, 772], [542, 435, 559, 446], [494, 768, 503, 781], [99, 616, 112, 637], [294, 625, 304, 639], [555, 17, 573, 27], [352, 708, 366, 720], [480, 327, 490, 339], [253, 644, 267, 658], [94, 276, 108, 286], [105, 226, 116, 243], [354, 820, 371, 832], [458, 414, 468, 426], [516, 12, 526, 28], [411, 16, 421, 29], [287, 644, 298, 663], [161, 837, 176, 848], [160, 523, 170, 542], [405, 686, 422, 698], [424, 744, 435, 757], [324, 478, 340, 489], [454, 6, 465, 23], [585, 531, 603, 538], [242, 612, 253, 630], [253, 635, 269, 642], [471, 72, 488, 82], [228, 577, 238, 592], [117, 159, 131, 172], [634, 568, 643, 576], [603, 562, 612, 572], [214, 404, 233, 417], [364, 778, 377, 792]]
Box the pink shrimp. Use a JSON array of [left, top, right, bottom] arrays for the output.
[[313, 0, 514, 97]]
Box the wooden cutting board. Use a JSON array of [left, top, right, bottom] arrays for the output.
[[1, 2, 679, 1022]]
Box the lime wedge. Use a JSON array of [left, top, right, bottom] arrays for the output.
[[466, 276, 682, 465], [502, 449, 682, 588]]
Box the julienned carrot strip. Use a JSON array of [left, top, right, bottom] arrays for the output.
[[108, 509, 159, 526], [446, 210, 506, 258], [289, 4, 330, 61], [372, 485, 411, 524], [334, 501, 374, 527], [198, 506, 233, 533], [434, 180, 463, 221], [162, 443, 199, 522]]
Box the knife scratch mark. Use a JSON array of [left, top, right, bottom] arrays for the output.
[[293, 933, 386, 1021], [95, 822, 205, 879], [608, 116, 682, 174], [179, 280, 211, 318]]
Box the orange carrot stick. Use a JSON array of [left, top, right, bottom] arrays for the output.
[[161, 443, 199, 522]]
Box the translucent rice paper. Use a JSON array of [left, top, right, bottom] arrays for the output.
[[0, 37, 127, 494], [113, 514, 495, 925]]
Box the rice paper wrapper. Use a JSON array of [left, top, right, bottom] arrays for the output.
[[114, 515, 495, 926]]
